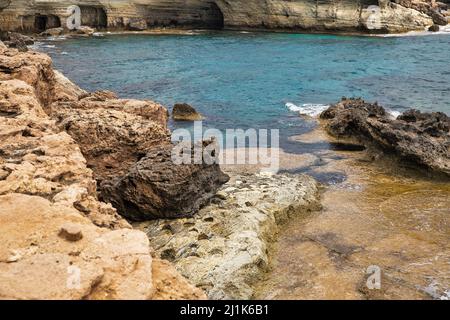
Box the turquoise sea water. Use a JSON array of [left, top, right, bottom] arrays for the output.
[[39, 31, 450, 152]]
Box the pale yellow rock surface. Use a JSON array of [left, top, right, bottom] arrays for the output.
[[140, 172, 321, 299], [0, 46, 206, 300]]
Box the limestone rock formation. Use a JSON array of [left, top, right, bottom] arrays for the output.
[[0, 0, 224, 33], [395, 0, 448, 25], [172, 103, 204, 121], [101, 140, 230, 220], [140, 172, 320, 299], [217, 0, 434, 33], [52, 91, 170, 184], [0, 45, 206, 300], [0, 0, 442, 34], [320, 98, 450, 176]]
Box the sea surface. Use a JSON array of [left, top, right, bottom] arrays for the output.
[[36, 30, 450, 152]]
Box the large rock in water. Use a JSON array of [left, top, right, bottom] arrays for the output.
[[172, 103, 203, 121], [320, 98, 450, 176], [101, 140, 230, 220]]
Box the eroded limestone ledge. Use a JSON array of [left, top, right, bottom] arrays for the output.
[[0, 42, 205, 300], [0, 0, 446, 34], [138, 172, 321, 299]]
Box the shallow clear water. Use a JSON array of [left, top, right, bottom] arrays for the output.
[[39, 31, 450, 152]]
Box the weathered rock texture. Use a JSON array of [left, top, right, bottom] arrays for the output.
[[48, 75, 229, 223], [102, 141, 230, 221], [320, 98, 450, 176], [0, 0, 445, 34], [140, 172, 320, 299], [0, 43, 205, 300], [216, 0, 436, 32], [0, 0, 224, 33], [172, 103, 203, 121], [52, 90, 170, 184]]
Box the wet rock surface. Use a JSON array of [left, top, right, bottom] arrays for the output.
[[320, 98, 450, 176], [101, 140, 230, 220], [256, 127, 450, 299], [138, 172, 320, 299]]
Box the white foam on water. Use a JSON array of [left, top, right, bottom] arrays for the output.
[[285, 102, 330, 117], [378, 24, 450, 38], [286, 102, 402, 119], [387, 109, 401, 119]]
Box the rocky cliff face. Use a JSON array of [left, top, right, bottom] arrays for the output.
[[216, 0, 435, 32], [0, 0, 446, 34], [0, 41, 206, 300]]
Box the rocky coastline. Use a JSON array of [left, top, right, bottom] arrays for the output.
[[320, 98, 450, 177], [0, 29, 448, 300], [0, 40, 323, 299], [0, 0, 448, 35], [0, 40, 212, 299]]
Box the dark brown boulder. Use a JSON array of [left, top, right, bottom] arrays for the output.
[[320, 98, 450, 176], [172, 103, 203, 121], [428, 24, 441, 32], [100, 140, 230, 220]]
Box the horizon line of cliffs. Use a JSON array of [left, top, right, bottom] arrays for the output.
[[0, 0, 449, 34]]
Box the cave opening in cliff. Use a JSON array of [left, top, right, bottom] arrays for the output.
[[79, 6, 108, 29], [34, 14, 61, 32], [207, 3, 224, 29]]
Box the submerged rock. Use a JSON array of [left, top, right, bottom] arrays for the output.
[[140, 172, 320, 299], [101, 140, 230, 220], [172, 103, 203, 121], [320, 98, 450, 176]]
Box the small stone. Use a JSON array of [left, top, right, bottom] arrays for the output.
[[58, 223, 83, 242], [7, 250, 22, 263], [428, 24, 440, 32], [215, 191, 227, 200]]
